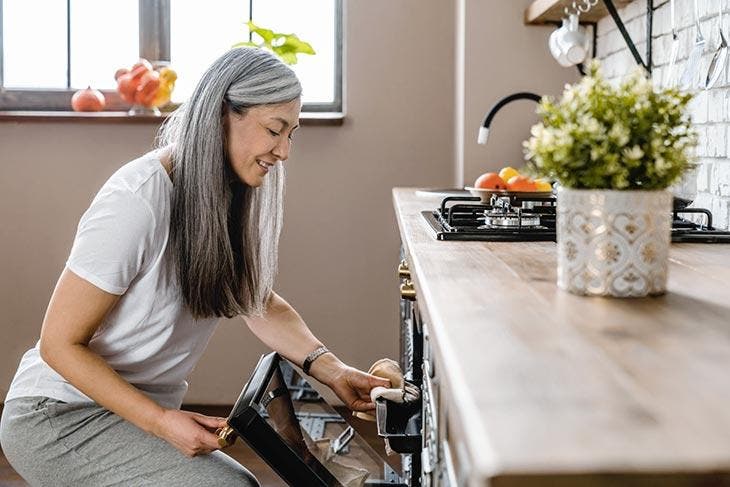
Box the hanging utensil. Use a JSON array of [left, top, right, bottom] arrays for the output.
[[577, 0, 599, 14], [663, 0, 679, 88], [705, 1, 728, 89], [679, 0, 707, 90]]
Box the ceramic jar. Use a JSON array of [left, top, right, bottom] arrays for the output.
[[556, 188, 673, 297]]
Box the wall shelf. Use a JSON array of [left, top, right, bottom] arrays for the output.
[[524, 0, 651, 74], [524, 0, 634, 24]]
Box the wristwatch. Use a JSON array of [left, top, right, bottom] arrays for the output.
[[302, 346, 330, 375]]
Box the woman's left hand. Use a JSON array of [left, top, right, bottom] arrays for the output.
[[310, 354, 391, 412]]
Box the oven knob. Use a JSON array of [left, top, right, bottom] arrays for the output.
[[398, 260, 411, 278], [400, 279, 416, 300]]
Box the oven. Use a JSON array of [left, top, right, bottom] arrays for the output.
[[219, 352, 413, 486], [217, 250, 455, 486], [397, 255, 460, 486], [215, 254, 428, 486], [392, 255, 424, 486]]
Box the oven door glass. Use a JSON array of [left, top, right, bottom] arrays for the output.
[[226, 352, 405, 487]]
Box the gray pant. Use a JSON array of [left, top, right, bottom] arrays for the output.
[[0, 396, 260, 487]]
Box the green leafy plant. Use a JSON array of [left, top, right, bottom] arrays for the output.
[[523, 62, 697, 190], [234, 21, 315, 65]]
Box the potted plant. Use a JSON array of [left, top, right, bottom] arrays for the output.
[[523, 62, 697, 297]]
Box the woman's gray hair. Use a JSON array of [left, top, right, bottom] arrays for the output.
[[156, 47, 302, 318]]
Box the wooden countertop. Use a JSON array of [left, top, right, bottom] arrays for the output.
[[393, 188, 730, 485]]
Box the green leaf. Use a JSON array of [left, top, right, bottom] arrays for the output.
[[247, 20, 275, 44], [235, 21, 316, 65], [275, 51, 299, 65], [282, 34, 316, 55]]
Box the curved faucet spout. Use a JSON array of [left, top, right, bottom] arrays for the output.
[[477, 92, 543, 145]]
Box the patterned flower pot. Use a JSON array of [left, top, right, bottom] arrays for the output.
[[556, 188, 672, 297]]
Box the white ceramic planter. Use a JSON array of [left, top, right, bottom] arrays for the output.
[[556, 188, 673, 297]]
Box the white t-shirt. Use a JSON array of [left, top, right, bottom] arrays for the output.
[[6, 150, 220, 409]]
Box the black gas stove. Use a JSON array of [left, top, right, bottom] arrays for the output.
[[422, 194, 730, 243]]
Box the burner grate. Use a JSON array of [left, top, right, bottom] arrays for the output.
[[423, 195, 730, 243], [672, 208, 730, 242], [423, 211, 557, 242]]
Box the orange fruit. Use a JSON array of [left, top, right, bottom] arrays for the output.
[[507, 175, 537, 192], [116, 74, 138, 103], [474, 172, 508, 190], [534, 179, 553, 192], [135, 70, 161, 106], [499, 166, 520, 182]]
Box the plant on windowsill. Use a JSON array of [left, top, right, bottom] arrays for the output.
[[234, 21, 315, 65], [523, 61, 697, 298]]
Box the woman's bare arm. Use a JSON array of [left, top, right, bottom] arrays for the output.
[[244, 292, 390, 410], [243, 292, 326, 370], [38, 268, 223, 456]]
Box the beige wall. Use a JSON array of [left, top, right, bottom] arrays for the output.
[[458, 0, 578, 186], [0, 0, 575, 405], [0, 1, 455, 404]]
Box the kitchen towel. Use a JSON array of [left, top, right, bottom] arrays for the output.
[[354, 358, 420, 422]]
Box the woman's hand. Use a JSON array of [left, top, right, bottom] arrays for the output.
[[310, 354, 391, 412], [331, 365, 392, 412], [152, 409, 228, 457]]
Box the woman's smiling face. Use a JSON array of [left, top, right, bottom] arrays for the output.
[[224, 98, 301, 187]]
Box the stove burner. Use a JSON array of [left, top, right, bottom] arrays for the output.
[[422, 195, 730, 243], [483, 213, 541, 228], [489, 193, 556, 210], [483, 195, 547, 228]]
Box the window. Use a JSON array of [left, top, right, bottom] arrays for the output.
[[0, 0, 342, 112]]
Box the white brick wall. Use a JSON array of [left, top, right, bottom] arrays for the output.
[[595, 0, 730, 229]]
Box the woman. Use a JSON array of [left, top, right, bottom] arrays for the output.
[[0, 48, 389, 486]]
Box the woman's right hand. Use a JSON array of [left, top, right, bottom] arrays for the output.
[[152, 409, 228, 457]]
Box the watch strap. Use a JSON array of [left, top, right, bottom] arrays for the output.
[[302, 346, 330, 375]]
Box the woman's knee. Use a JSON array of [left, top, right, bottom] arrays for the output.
[[150, 450, 260, 487], [203, 451, 261, 487]]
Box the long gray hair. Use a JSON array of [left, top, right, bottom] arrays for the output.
[[156, 48, 302, 319]]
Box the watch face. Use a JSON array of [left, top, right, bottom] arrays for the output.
[[227, 353, 403, 487]]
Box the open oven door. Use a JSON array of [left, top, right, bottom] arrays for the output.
[[224, 352, 409, 487]]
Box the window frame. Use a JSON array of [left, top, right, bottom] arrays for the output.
[[0, 0, 342, 113]]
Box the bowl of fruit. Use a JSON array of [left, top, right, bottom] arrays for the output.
[[115, 59, 177, 116], [465, 166, 553, 203]]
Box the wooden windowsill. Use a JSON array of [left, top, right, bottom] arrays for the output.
[[525, 0, 634, 24], [0, 110, 345, 126]]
